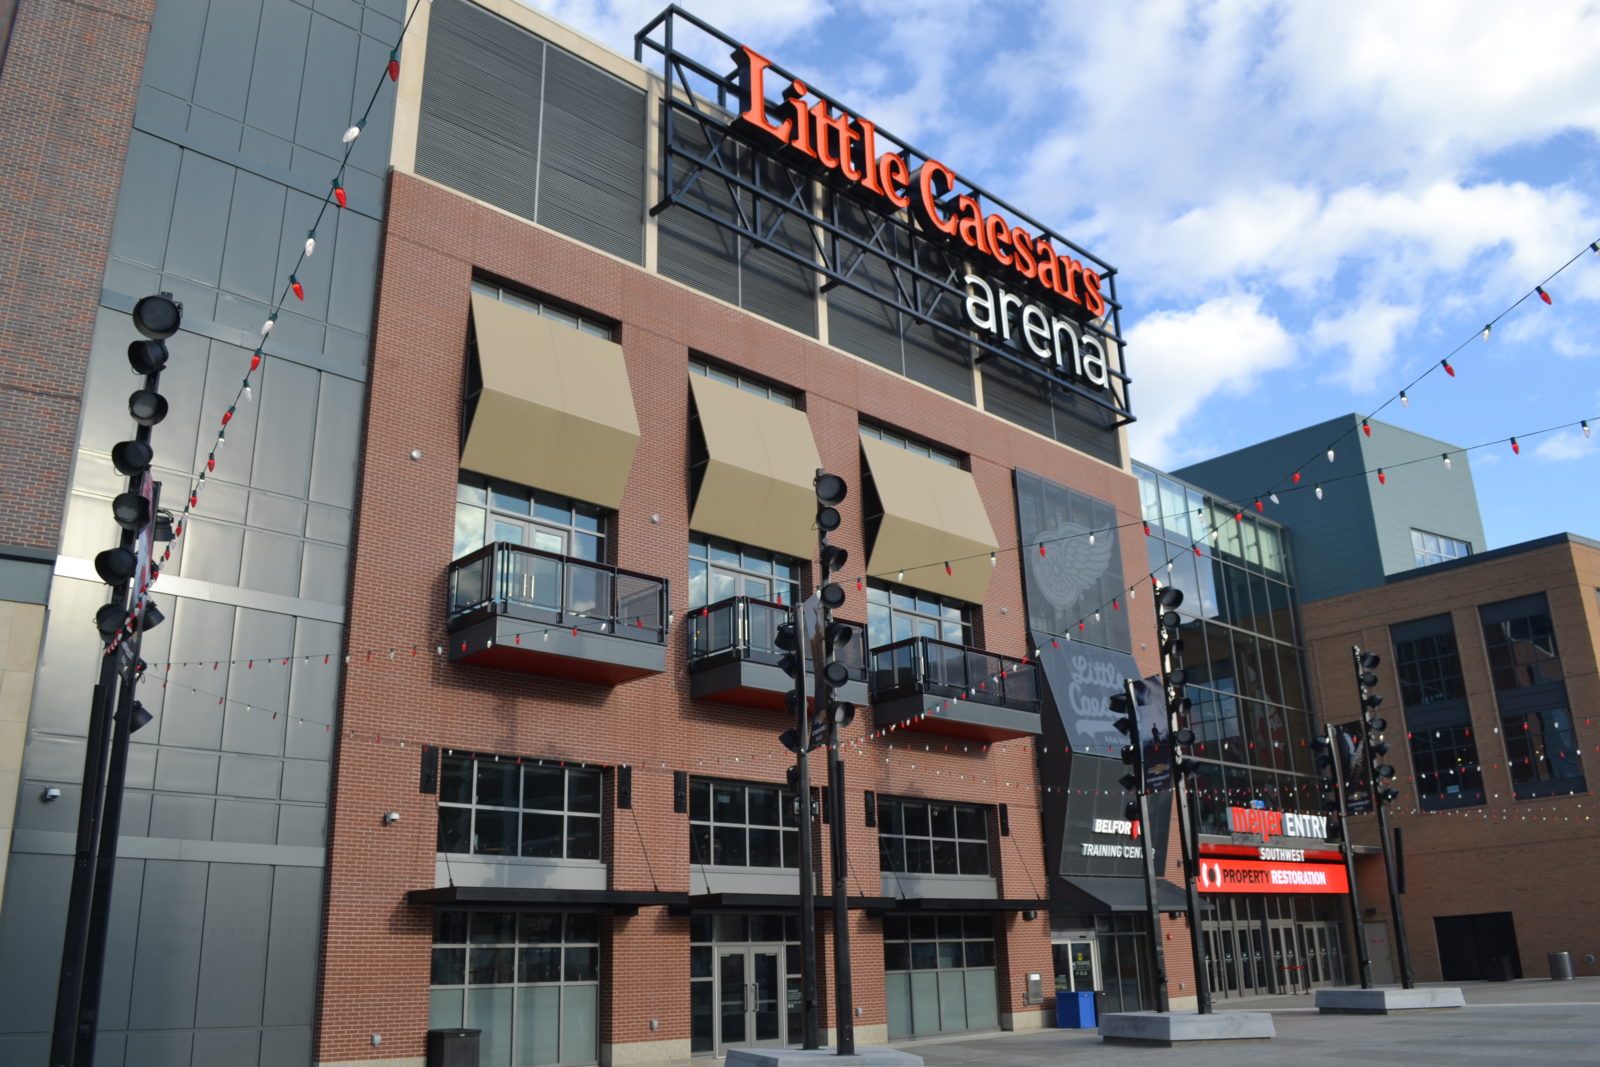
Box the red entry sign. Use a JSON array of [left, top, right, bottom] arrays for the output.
[[1196, 858, 1349, 895]]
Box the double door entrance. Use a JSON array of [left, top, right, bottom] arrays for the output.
[[1203, 897, 1349, 998], [714, 945, 794, 1052]]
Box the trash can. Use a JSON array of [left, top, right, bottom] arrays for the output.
[[1055, 989, 1097, 1028], [426, 1028, 480, 1067], [1549, 951, 1575, 981]]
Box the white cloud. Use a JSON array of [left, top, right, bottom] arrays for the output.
[[1534, 430, 1595, 462], [1309, 302, 1421, 390], [1124, 296, 1296, 467]]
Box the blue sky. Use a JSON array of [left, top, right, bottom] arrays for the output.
[[528, 0, 1600, 550]]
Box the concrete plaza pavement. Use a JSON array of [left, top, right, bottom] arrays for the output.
[[886, 978, 1600, 1065]]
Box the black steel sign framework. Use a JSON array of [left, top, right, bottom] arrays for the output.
[[635, 6, 1134, 427]]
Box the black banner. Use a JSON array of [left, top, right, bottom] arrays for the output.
[[1056, 754, 1172, 880], [1133, 677, 1174, 793], [1337, 722, 1373, 815]]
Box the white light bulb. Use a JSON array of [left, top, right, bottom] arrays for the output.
[[1269, 493, 1279, 505], [305, 236, 316, 257], [1327, 449, 1335, 463], [342, 124, 362, 144], [1315, 485, 1324, 500]]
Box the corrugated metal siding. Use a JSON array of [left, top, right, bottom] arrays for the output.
[[979, 359, 1121, 465], [656, 116, 741, 305], [539, 47, 646, 262], [416, 0, 645, 263], [416, 0, 543, 222]]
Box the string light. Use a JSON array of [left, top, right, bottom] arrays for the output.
[[1584, 421, 1592, 439], [1326, 448, 1335, 462], [1399, 390, 1408, 407], [1087, 532, 1095, 545], [1536, 285, 1552, 305], [332, 178, 347, 209], [1376, 468, 1385, 485], [1269, 492, 1279, 505], [342, 119, 366, 144], [1362, 420, 1371, 437], [290, 274, 304, 301], [305, 229, 317, 257], [1315, 484, 1323, 500], [1442, 453, 1452, 470], [1481, 324, 1491, 341], [1442, 358, 1455, 377], [1510, 437, 1520, 455]]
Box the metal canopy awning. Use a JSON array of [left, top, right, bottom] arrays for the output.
[[407, 887, 682, 915], [1056, 876, 1190, 914]]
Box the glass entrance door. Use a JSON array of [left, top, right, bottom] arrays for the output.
[[716, 946, 785, 1053]]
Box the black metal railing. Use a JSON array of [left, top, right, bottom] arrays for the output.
[[868, 636, 1039, 710], [448, 543, 668, 643], [686, 596, 866, 679]]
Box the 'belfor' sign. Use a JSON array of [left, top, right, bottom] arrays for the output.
[[1197, 859, 1349, 896]]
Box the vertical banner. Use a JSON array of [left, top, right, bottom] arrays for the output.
[[1337, 722, 1372, 815], [1014, 469, 1131, 652], [1134, 677, 1174, 793]]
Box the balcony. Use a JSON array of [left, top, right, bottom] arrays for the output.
[[869, 637, 1041, 741], [447, 543, 668, 684], [686, 596, 868, 711]]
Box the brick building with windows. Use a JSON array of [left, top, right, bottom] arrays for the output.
[[1298, 534, 1600, 984]]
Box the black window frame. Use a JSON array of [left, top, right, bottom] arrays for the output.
[[877, 796, 991, 876], [688, 777, 802, 870], [437, 753, 604, 861]]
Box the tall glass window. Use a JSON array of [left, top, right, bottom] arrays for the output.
[[865, 581, 972, 649], [430, 909, 600, 1066], [689, 779, 800, 869], [688, 533, 802, 609], [1500, 705, 1585, 799], [455, 474, 607, 563], [1393, 620, 1467, 707], [438, 754, 602, 860], [877, 798, 990, 876], [1480, 597, 1562, 690]]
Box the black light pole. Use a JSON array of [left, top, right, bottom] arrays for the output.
[[50, 293, 181, 1067], [812, 470, 855, 1055], [1155, 585, 1211, 1014], [778, 606, 820, 1050], [1354, 647, 1414, 989], [1113, 679, 1168, 1013], [1314, 723, 1371, 989]]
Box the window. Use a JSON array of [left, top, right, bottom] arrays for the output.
[[1500, 704, 1586, 799], [1411, 529, 1471, 568], [455, 474, 607, 562], [429, 909, 599, 1066], [859, 423, 961, 467], [882, 914, 999, 1037], [1392, 617, 1466, 707], [866, 581, 972, 648], [878, 798, 990, 876], [690, 358, 796, 407], [438, 754, 602, 861], [689, 779, 800, 869], [688, 533, 802, 609], [472, 279, 613, 338], [1407, 719, 1485, 809], [1480, 596, 1562, 690]]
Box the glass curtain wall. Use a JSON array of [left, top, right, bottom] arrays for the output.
[[1134, 465, 1321, 831]]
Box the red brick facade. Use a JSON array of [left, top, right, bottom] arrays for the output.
[[314, 170, 1185, 1063], [1301, 537, 1600, 983], [0, 0, 154, 554]]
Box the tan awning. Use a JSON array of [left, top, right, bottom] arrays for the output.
[[461, 292, 639, 509], [861, 436, 998, 603], [689, 375, 822, 559]]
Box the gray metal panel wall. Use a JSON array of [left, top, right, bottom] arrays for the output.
[[1173, 414, 1483, 602], [980, 360, 1120, 466], [0, 0, 398, 1062], [416, 0, 646, 264]]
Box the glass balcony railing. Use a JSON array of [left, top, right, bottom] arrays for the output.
[[686, 596, 866, 679], [868, 636, 1039, 712], [448, 542, 668, 643]]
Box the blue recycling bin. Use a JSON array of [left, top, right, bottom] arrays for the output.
[[1055, 990, 1097, 1028]]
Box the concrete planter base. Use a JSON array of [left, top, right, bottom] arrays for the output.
[[1098, 1010, 1275, 1046], [1316, 986, 1466, 1014], [724, 1047, 925, 1066]]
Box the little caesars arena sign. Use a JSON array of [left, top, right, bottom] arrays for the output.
[[735, 48, 1116, 397]]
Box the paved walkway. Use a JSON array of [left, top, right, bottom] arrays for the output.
[[888, 979, 1600, 1065]]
